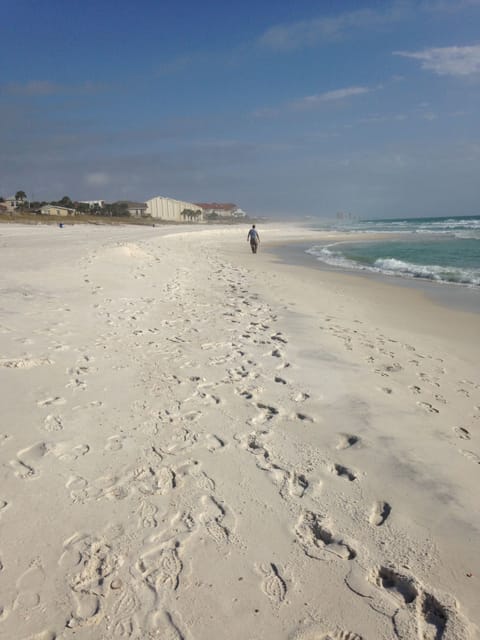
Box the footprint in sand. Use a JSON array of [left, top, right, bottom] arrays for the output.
[[134, 465, 176, 496], [417, 401, 439, 414], [251, 403, 280, 425], [292, 412, 315, 423], [195, 470, 216, 492], [347, 564, 472, 639], [9, 442, 51, 479], [42, 414, 64, 432], [66, 476, 96, 504], [150, 610, 187, 640], [200, 495, 231, 546], [205, 433, 225, 452], [236, 431, 270, 460], [0, 499, 9, 519], [369, 501, 392, 526], [106, 582, 138, 637], [37, 396, 66, 407], [370, 566, 461, 638], [61, 533, 117, 628], [453, 427, 471, 440], [105, 435, 125, 451], [296, 511, 356, 561], [136, 499, 158, 529], [336, 434, 360, 450], [292, 627, 363, 640], [14, 560, 46, 609], [331, 464, 357, 481], [54, 442, 90, 462], [137, 542, 183, 593], [278, 470, 309, 499], [294, 392, 310, 403], [259, 562, 287, 606]]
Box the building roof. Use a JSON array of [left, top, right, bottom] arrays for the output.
[[195, 202, 237, 211], [41, 205, 75, 212]]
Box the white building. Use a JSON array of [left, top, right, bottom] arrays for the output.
[[195, 202, 247, 218], [146, 195, 203, 222], [2, 197, 17, 212], [79, 200, 105, 209]]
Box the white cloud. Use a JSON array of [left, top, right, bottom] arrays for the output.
[[252, 86, 371, 119], [258, 5, 407, 50], [85, 172, 110, 186], [394, 44, 480, 75], [291, 86, 370, 110]]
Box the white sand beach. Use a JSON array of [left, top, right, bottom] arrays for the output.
[[0, 223, 479, 640]]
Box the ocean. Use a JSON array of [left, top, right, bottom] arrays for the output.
[[305, 215, 480, 287]]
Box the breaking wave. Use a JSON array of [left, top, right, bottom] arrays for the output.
[[306, 245, 480, 286]]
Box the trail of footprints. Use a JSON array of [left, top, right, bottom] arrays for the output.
[[325, 315, 480, 467], [1, 247, 475, 638], [344, 563, 471, 639]]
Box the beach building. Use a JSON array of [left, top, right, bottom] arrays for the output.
[[1, 198, 17, 212], [79, 200, 105, 209], [4, 195, 29, 211], [196, 202, 246, 218], [40, 205, 76, 217], [146, 195, 204, 222], [114, 201, 148, 217]]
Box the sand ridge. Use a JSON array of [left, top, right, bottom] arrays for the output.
[[0, 224, 478, 639]]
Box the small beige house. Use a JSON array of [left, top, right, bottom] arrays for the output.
[[40, 205, 76, 217]]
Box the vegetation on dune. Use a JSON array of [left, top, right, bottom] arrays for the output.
[[0, 191, 251, 224]]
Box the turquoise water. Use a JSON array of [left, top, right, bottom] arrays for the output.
[[306, 215, 480, 286]]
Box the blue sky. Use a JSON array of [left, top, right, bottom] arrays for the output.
[[1, 0, 480, 218]]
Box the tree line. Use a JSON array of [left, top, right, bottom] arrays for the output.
[[0, 192, 131, 217]]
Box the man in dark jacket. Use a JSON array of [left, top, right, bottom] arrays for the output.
[[247, 225, 260, 254]]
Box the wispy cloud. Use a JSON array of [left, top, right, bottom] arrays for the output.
[[258, 5, 407, 51], [253, 85, 371, 119], [358, 113, 408, 124], [394, 44, 480, 75], [291, 86, 370, 110], [0, 80, 107, 97], [421, 0, 480, 11]]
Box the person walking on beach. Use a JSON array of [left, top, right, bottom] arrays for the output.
[[247, 224, 260, 254]]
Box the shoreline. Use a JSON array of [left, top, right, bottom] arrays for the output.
[[266, 235, 480, 316]]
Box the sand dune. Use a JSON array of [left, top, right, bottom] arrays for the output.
[[0, 223, 478, 639]]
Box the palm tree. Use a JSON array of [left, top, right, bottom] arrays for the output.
[[181, 208, 194, 222], [59, 196, 73, 208], [15, 190, 27, 202]]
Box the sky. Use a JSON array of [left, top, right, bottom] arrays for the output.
[[1, 0, 480, 219]]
